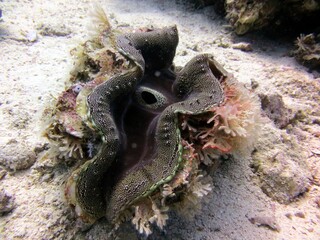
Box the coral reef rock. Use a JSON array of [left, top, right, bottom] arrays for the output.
[[252, 124, 311, 204], [293, 33, 320, 70], [195, 0, 320, 70], [225, 0, 320, 35], [226, 0, 280, 35]]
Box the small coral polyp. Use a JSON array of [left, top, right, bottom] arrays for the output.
[[45, 8, 260, 236], [182, 78, 260, 163]]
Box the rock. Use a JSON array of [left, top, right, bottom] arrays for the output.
[[37, 22, 72, 37], [256, 151, 310, 204], [33, 143, 49, 155], [251, 80, 259, 89], [5, 107, 31, 129], [224, 0, 320, 35], [285, 213, 292, 219], [0, 139, 37, 171], [0, 189, 15, 215], [248, 214, 280, 232], [259, 93, 293, 129], [232, 42, 253, 52], [294, 211, 306, 218], [25, 30, 38, 42], [252, 124, 311, 204]]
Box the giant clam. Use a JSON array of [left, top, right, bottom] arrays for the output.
[[45, 10, 260, 236]]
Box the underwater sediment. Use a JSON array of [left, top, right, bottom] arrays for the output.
[[1, 0, 320, 239]]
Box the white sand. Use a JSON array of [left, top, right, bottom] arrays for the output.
[[1, 0, 319, 239]]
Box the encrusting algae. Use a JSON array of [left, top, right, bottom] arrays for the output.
[[43, 6, 261, 237]]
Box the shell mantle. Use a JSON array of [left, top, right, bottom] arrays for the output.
[[66, 26, 228, 224]]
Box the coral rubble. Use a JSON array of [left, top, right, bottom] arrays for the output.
[[224, 0, 320, 35], [293, 33, 320, 70]]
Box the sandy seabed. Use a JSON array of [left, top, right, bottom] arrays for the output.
[[0, 0, 320, 239]]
